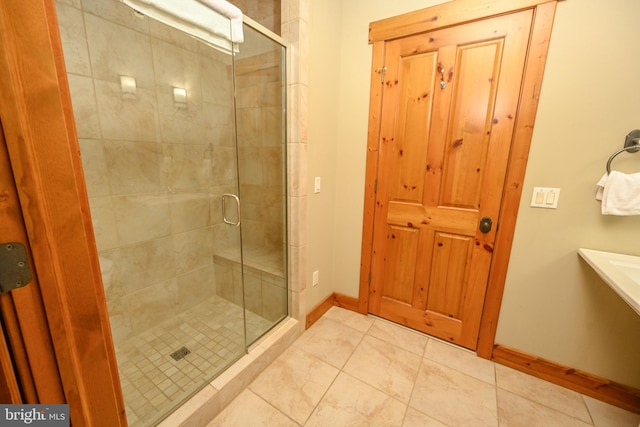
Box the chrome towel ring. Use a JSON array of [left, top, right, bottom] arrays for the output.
[[606, 129, 640, 174]]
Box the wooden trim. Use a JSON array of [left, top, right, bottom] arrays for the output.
[[476, 1, 558, 358], [306, 293, 360, 329], [492, 345, 640, 414], [0, 0, 126, 424], [369, 0, 557, 43], [333, 293, 359, 312], [0, 317, 22, 403], [0, 121, 60, 404], [306, 296, 335, 329], [358, 40, 386, 315]]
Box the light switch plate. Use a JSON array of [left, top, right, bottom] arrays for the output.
[[530, 187, 560, 209], [314, 177, 321, 194]]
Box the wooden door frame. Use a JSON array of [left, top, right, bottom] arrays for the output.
[[358, 0, 560, 359], [0, 0, 126, 425]]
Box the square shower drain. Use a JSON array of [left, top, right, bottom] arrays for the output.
[[169, 346, 191, 361]]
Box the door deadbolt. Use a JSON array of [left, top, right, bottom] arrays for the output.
[[479, 217, 493, 233]]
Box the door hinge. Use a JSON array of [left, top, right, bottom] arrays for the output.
[[377, 66, 387, 83], [0, 242, 32, 294]]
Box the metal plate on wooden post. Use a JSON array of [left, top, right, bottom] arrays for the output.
[[0, 242, 32, 293]]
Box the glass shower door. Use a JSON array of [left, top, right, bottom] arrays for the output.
[[55, 1, 248, 425], [234, 23, 288, 345]]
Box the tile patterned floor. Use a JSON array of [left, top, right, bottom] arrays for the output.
[[208, 306, 640, 427], [116, 296, 272, 426]]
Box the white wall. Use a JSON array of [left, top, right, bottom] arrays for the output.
[[307, 0, 640, 389], [495, 0, 640, 388]]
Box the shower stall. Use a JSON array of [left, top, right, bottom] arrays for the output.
[[54, 1, 287, 425]]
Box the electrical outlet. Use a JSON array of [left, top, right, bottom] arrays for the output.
[[314, 177, 321, 193], [312, 270, 319, 286]]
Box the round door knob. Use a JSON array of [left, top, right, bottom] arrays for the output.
[[479, 217, 493, 233]]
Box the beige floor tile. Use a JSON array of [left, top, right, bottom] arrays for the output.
[[324, 306, 374, 333], [410, 358, 498, 427], [497, 388, 592, 427], [305, 372, 406, 427], [248, 346, 339, 424], [292, 317, 363, 368], [343, 335, 421, 403], [582, 395, 640, 427], [495, 364, 591, 423], [402, 407, 448, 427], [424, 338, 495, 385], [207, 389, 297, 427], [367, 318, 429, 356]]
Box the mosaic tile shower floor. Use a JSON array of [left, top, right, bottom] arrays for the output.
[[115, 296, 272, 426]]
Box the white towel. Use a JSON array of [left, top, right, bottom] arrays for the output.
[[121, 0, 243, 54], [595, 173, 607, 201], [597, 171, 640, 215]]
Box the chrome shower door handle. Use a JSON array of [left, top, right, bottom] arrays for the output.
[[221, 194, 241, 226]]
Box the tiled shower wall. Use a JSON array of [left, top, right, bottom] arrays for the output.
[[56, 0, 272, 346], [231, 0, 281, 36]]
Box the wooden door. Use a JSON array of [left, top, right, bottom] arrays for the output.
[[0, 121, 67, 405], [366, 10, 533, 350]]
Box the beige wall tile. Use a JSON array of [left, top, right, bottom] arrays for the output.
[[106, 296, 133, 344], [83, 0, 149, 33], [173, 228, 213, 275], [79, 139, 109, 196], [55, 0, 81, 8], [88, 197, 119, 251], [199, 56, 233, 104], [112, 193, 171, 245], [262, 280, 287, 322], [104, 140, 164, 194], [213, 257, 234, 302], [151, 39, 201, 102], [68, 76, 101, 138], [149, 20, 199, 52], [203, 103, 234, 146], [98, 249, 122, 300], [94, 81, 159, 142], [243, 266, 263, 315], [176, 265, 216, 312], [84, 13, 154, 87], [169, 192, 212, 234], [163, 143, 211, 190], [56, 3, 91, 76], [116, 237, 176, 294], [128, 279, 179, 334]]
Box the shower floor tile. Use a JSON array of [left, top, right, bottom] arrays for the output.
[[115, 295, 272, 427]]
